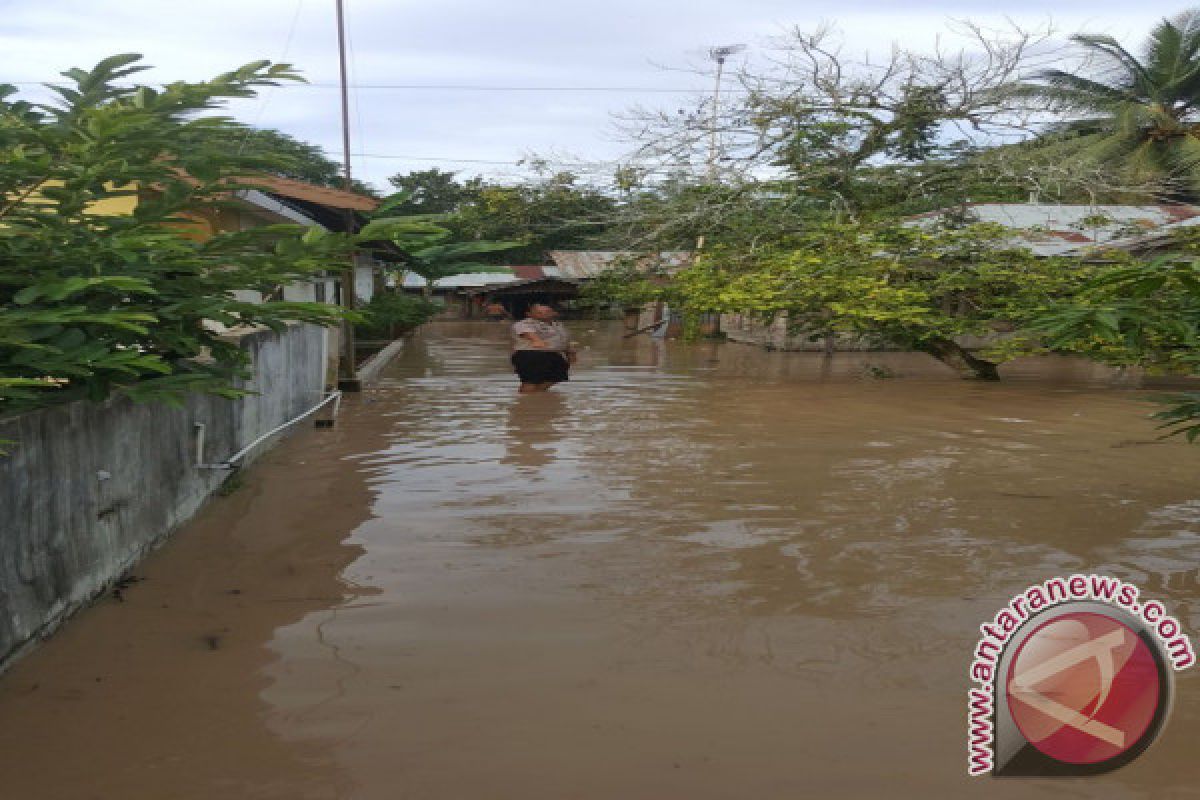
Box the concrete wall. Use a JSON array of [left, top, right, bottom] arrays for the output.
[[0, 323, 328, 671], [719, 313, 1006, 352], [354, 256, 377, 304]]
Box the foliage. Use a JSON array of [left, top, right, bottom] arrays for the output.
[[348, 187, 527, 295], [674, 221, 1096, 379], [622, 22, 1051, 203], [387, 168, 480, 214], [354, 291, 440, 339], [579, 261, 668, 311], [1032, 250, 1200, 438], [401, 239, 522, 293], [385, 169, 617, 263], [1151, 393, 1200, 442], [0, 54, 352, 414], [1015, 11, 1200, 200], [182, 126, 378, 196]]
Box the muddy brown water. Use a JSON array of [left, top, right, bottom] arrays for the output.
[[1, 321, 1198, 799]]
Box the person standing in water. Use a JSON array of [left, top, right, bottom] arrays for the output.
[[510, 303, 576, 393]]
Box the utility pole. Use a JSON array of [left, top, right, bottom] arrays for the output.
[[706, 44, 745, 183], [695, 44, 744, 335], [335, 0, 361, 391]]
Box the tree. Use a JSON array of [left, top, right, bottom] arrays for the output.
[[1034, 248, 1200, 439], [1016, 11, 1200, 201], [0, 54, 352, 413], [450, 172, 616, 262], [223, 128, 379, 196], [621, 22, 1052, 206], [673, 220, 1096, 379], [382, 169, 617, 263], [578, 259, 669, 313], [402, 240, 522, 297], [348, 192, 523, 296], [387, 168, 479, 214]]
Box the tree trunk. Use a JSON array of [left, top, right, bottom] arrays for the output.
[[922, 337, 1000, 380]]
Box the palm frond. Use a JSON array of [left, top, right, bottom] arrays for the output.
[[1070, 33, 1156, 95], [1019, 70, 1134, 111]]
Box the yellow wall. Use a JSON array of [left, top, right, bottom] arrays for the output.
[[86, 193, 139, 216], [9, 179, 271, 247], [8, 180, 139, 216], [16, 181, 246, 242]]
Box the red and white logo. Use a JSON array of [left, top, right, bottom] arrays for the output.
[[966, 576, 1193, 777], [1006, 612, 1161, 766]]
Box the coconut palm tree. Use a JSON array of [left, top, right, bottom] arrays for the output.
[[1018, 11, 1200, 200]]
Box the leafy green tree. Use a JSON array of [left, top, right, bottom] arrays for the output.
[[402, 240, 522, 296], [169, 124, 379, 194], [1016, 11, 1200, 200], [216, 127, 379, 196], [387, 168, 480, 214], [450, 172, 616, 262], [674, 221, 1095, 379], [1034, 250, 1200, 439], [0, 54, 352, 413], [349, 192, 524, 296], [578, 260, 668, 312], [382, 170, 616, 264]]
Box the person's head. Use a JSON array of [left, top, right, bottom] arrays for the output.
[[527, 303, 556, 321]]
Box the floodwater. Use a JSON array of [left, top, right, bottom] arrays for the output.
[[1, 321, 1199, 799]]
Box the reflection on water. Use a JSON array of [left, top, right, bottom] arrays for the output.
[[502, 392, 568, 470], [1, 320, 1197, 799]]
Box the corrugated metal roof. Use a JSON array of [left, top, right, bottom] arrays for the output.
[[402, 272, 518, 290], [466, 276, 580, 295], [229, 174, 379, 212], [509, 265, 547, 280], [547, 250, 693, 279], [912, 203, 1200, 256]]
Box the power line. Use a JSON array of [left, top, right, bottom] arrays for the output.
[[238, 0, 306, 154], [353, 153, 528, 164], [6, 79, 735, 93], [301, 83, 730, 92], [347, 151, 699, 174]]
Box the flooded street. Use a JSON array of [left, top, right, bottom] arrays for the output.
[[1, 320, 1198, 799]]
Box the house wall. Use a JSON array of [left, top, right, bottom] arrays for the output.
[[354, 259, 377, 304], [0, 323, 328, 672]]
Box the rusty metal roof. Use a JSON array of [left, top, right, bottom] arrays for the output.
[[229, 174, 379, 212], [466, 276, 580, 296], [547, 250, 693, 279], [509, 265, 548, 280]]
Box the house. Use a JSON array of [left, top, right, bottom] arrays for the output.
[[221, 174, 388, 307], [401, 266, 580, 318], [83, 173, 388, 382], [399, 251, 698, 322]]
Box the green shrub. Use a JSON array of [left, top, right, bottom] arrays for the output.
[[354, 292, 439, 339]]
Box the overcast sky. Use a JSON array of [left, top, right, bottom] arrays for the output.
[[2, 1, 1194, 190]]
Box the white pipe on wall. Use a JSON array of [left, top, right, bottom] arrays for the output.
[[196, 390, 343, 470]]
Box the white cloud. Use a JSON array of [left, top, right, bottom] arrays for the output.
[[1, 0, 1188, 188]]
